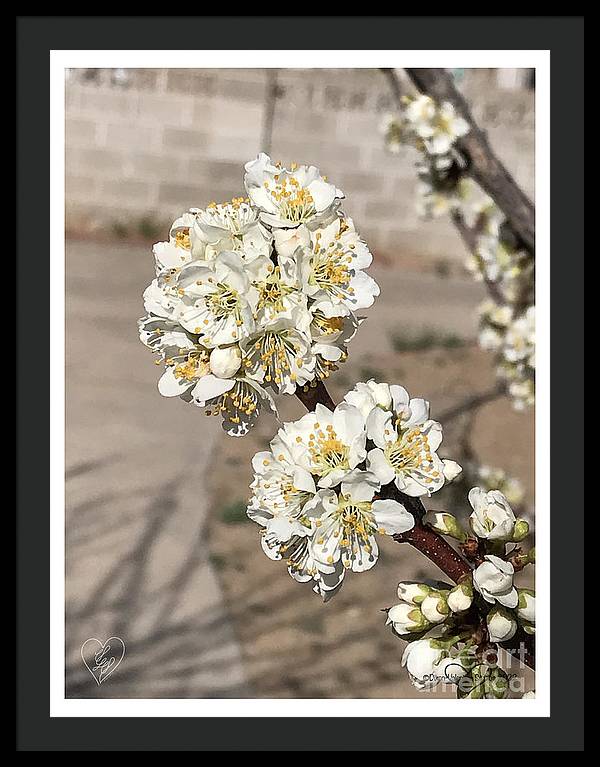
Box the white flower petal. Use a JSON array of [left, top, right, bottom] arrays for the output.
[[372, 500, 415, 535], [158, 367, 192, 397], [191, 374, 235, 404], [366, 448, 396, 485]]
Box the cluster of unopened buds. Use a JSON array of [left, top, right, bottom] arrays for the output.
[[387, 487, 535, 698], [139, 154, 379, 436], [382, 93, 535, 411], [247, 381, 462, 599]]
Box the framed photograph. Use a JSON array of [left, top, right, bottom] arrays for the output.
[[17, 15, 584, 751]]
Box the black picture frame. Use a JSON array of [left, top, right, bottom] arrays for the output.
[[16, 15, 584, 751]]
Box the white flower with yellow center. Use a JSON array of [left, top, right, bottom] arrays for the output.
[[192, 197, 271, 262], [247, 256, 309, 327], [152, 210, 204, 273], [165, 209, 207, 264], [468, 487, 517, 541], [138, 314, 198, 359], [158, 346, 233, 402], [244, 153, 343, 229], [305, 470, 414, 573], [206, 377, 276, 437], [153, 340, 246, 412], [241, 316, 315, 395], [174, 251, 257, 347], [363, 384, 459, 496], [273, 402, 367, 489], [247, 449, 344, 599], [309, 301, 358, 383], [142, 278, 181, 319], [405, 95, 469, 156], [248, 449, 317, 525], [153, 238, 194, 274], [300, 217, 379, 311]]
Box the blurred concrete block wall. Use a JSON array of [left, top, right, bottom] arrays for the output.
[[65, 67, 534, 263]]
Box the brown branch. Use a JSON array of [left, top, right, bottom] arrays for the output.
[[381, 67, 404, 110], [393, 523, 471, 584], [296, 380, 336, 411], [295, 380, 535, 670], [438, 384, 505, 424], [451, 209, 508, 306], [403, 68, 535, 254]]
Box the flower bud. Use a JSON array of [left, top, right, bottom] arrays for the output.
[[516, 588, 535, 624], [386, 602, 429, 635], [447, 579, 474, 613], [420, 591, 450, 624], [486, 605, 517, 642], [396, 581, 431, 605], [522, 690, 535, 699], [511, 519, 530, 542], [401, 639, 445, 690], [473, 554, 518, 608], [468, 487, 516, 541], [209, 345, 241, 379], [434, 655, 469, 685], [423, 511, 466, 541]]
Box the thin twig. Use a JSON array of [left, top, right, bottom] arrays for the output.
[[438, 384, 505, 424], [381, 67, 404, 109]]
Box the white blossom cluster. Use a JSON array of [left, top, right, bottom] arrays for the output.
[[138, 154, 380, 436], [382, 93, 535, 411], [247, 381, 462, 599], [468, 197, 535, 410], [479, 300, 535, 410], [387, 486, 535, 697], [381, 95, 470, 220], [464, 199, 533, 297]]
